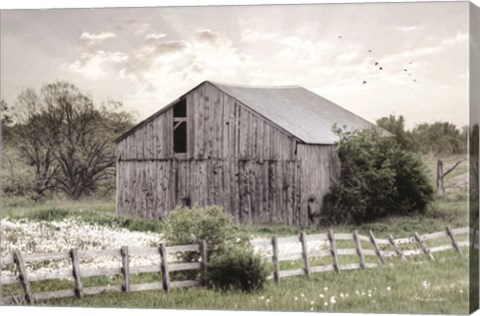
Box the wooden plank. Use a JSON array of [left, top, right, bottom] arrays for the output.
[[277, 236, 301, 244], [170, 280, 200, 289], [121, 246, 130, 292], [279, 269, 304, 278], [339, 263, 361, 271], [369, 230, 385, 264], [272, 236, 280, 285], [130, 282, 164, 292], [82, 285, 123, 296], [328, 229, 340, 273], [451, 227, 470, 235], [82, 267, 122, 277], [78, 249, 121, 258], [70, 248, 83, 298], [353, 230, 365, 269], [33, 289, 76, 301], [357, 234, 372, 243], [310, 265, 335, 273], [334, 233, 354, 241], [446, 226, 463, 256], [308, 250, 331, 257], [23, 252, 70, 263], [300, 232, 311, 277], [421, 231, 448, 241], [381, 251, 398, 257], [159, 243, 170, 292], [166, 244, 200, 253], [395, 237, 416, 245], [306, 233, 329, 242], [1, 276, 19, 285], [200, 240, 208, 286], [363, 249, 378, 257], [169, 262, 201, 272], [336, 249, 358, 256], [414, 232, 434, 260], [14, 250, 33, 303], [403, 249, 423, 256], [389, 235, 407, 262], [430, 244, 454, 253], [129, 265, 161, 274], [129, 247, 161, 256]]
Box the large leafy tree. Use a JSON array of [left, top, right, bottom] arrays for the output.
[[13, 82, 134, 200]]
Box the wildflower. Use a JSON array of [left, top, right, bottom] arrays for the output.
[[319, 294, 324, 298], [310, 300, 315, 305], [330, 296, 336, 304], [340, 293, 344, 298], [324, 286, 328, 291], [310, 307, 314, 311], [259, 296, 265, 300], [460, 290, 464, 294], [294, 297, 298, 301], [387, 286, 391, 291], [368, 293, 372, 297], [355, 290, 360, 295], [324, 302, 328, 306], [301, 293, 305, 297], [345, 294, 349, 297], [266, 299, 270, 304]]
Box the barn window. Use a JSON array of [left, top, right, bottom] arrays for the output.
[[173, 99, 187, 155]]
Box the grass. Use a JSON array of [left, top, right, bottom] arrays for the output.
[[18, 251, 468, 314]]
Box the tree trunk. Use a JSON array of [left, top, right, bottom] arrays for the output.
[[436, 159, 445, 197]]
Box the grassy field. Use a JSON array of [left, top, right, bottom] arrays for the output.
[[0, 155, 473, 314]]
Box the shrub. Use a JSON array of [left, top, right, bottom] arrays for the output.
[[162, 205, 246, 247], [209, 245, 269, 292], [322, 128, 434, 224]]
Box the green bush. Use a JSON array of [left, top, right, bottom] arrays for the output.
[[209, 245, 269, 292], [322, 128, 434, 224], [163, 205, 246, 247]]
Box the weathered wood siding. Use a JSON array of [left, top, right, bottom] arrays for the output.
[[297, 145, 340, 225], [116, 82, 339, 225]]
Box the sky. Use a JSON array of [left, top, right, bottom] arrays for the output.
[[0, 1, 470, 129]]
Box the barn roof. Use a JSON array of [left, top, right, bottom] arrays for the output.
[[212, 82, 379, 144], [116, 81, 382, 144]]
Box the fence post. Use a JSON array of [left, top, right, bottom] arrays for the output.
[[199, 240, 208, 286], [70, 248, 83, 298], [389, 235, 407, 262], [120, 246, 131, 292], [353, 230, 365, 269], [13, 250, 33, 303], [368, 230, 385, 264], [299, 232, 311, 278], [271, 236, 280, 285], [446, 226, 463, 256], [328, 229, 340, 273], [414, 232, 434, 261], [159, 243, 170, 292]]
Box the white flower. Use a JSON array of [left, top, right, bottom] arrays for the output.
[[324, 286, 328, 291], [266, 299, 270, 303], [368, 293, 372, 297], [294, 297, 298, 301], [324, 302, 328, 306], [310, 307, 314, 311], [319, 294, 324, 298], [387, 286, 391, 291], [259, 296, 265, 300], [330, 296, 336, 304], [310, 300, 315, 305], [301, 293, 305, 297], [460, 290, 464, 294]]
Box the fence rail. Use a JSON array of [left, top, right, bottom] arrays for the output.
[[1, 226, 478, 304]]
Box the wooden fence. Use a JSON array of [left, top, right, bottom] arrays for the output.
[[1, 226, 477, 304]]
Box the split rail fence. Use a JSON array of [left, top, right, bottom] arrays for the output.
[[1, 226, 477, 304]]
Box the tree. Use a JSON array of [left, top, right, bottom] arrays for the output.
[[13, 82, 135, 200], [322, 128, 434, 224], [411, 122, 466, 155], [376, 115, 414, 151]]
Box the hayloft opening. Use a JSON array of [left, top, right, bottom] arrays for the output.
[[173, 98, 187, 154]]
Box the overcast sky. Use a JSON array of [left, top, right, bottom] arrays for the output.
[[0, 2, 470, 129]]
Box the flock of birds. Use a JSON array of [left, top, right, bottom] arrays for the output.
[[337, 35, 417, 85]]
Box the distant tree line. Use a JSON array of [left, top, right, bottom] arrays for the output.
[[376, 115, 468, 155], [1, 82, 135, 201]]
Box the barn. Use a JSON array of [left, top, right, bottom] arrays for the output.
[[115, 81, 378, 226]]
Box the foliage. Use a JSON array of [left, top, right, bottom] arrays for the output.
[[209, 245, 269, 292], [8, 82, 135, 200], [163, 205, 246, 247], [322, 128, 434, 224], [376, 115, 415, 151]]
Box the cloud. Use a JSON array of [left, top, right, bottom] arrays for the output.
[[145, 33, 167, 40], [62, 50, 128, 80], [80, 32, 116, 46], [195, 28, 222, 45], [395, 25, 418, 33]]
